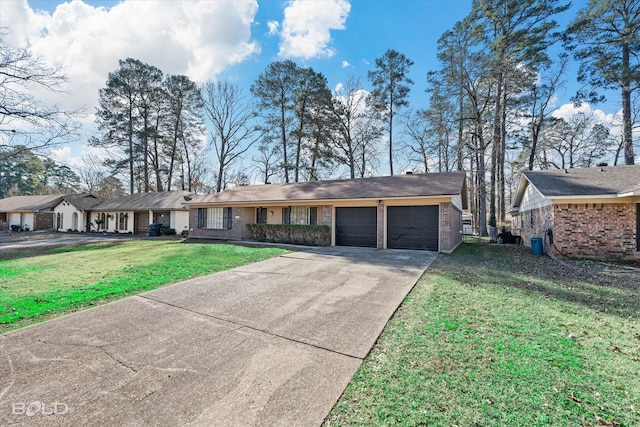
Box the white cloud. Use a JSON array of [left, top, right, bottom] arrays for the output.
[[2, 0, 260, 111], [51, 143, 114, 170], [341, 60, 351, 68], [267, 20, 280, 35], [552, 102, 615, 124], [277, 0, 350, 59]]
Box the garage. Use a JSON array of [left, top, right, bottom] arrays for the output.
[[387, 205, 439, 250], [335, 207, 377, 247]]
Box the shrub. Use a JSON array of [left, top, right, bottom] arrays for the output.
[[246, 224, 330, 246], [160, 227, 176, 236]]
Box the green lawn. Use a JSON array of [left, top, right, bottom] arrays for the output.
[[325, 241, 640, 427], [0, 240, 286, 333]]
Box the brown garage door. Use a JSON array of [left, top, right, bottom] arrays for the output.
[[387, 205, 439, 250], [335, 207, 377, 247]]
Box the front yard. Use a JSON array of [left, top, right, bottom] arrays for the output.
[[325, 241, 640, 426], [0, 240, 286, 333]]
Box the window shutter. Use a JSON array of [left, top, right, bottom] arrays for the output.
[[225, 207, 233, 229], [197, 208, 203, 228], [310, 207, 317, 225]]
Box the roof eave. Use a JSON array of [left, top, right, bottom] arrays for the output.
[[550, 194, 620, 201], [187, 193, 463, 207]]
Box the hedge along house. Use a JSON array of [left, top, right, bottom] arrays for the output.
[[91, 191, 195, 234], [50, 193, 103, 232], [511, 165, 640, 261], [187, 172, 468, 252], [0, 194, 61, 231]]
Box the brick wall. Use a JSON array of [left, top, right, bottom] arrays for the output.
[[377, 203, 385, 249], [553, 203, 638, 260], [34, 213, 54, 231], [439, 202, 463, 253], [187, 207, 246, 240], [320, 205, 332, 226]]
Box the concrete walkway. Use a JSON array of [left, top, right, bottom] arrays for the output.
[[0, 247, 436, 426]]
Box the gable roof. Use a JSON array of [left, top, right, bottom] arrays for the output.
[[93, 191, 195, 211], [189, 172, 468, 206], [513, 165, 640, 209], [0, 195, 62, 212], [52, 193, 103, 211]]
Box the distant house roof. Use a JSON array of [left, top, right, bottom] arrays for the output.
[[52, 193, 103, 211], [513, 165, 640, 209], [0, 195, 62, 213], [189, 172, 468, 207], [94, 191, 196, 211]]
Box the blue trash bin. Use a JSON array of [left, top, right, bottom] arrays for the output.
[[531, 237, 543, 255], [148, 223, 161, 237]]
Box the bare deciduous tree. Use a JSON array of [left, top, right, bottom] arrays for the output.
[[0, 31, 81, 161], [202, 81, 261, 192]]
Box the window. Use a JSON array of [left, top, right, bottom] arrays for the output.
[[282, 206, 317, 225], [197, 207, 232, 229], [118, 213, 128, 231], [290, 206, 309, 225]]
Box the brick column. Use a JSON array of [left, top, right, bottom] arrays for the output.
[[377, 202, 384, 249]]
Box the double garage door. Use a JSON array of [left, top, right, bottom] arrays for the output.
[[335, 205, 439, 250]]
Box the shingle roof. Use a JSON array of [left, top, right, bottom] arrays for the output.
[[0, 195, 62, 212], [54, 193, 103, 211], [188, 172, 467, 205], [524, 165, 640, 197], [93, 191, 195, 211]]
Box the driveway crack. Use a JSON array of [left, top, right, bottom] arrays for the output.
[[138, 295, 362, 361], [34, 338, 137, 374]]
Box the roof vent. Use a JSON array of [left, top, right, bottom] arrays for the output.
[[406, 171, 413, 175]]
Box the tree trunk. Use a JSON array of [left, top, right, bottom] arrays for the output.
[[281, 103, 289, 183], [622, 44, 635, 165]]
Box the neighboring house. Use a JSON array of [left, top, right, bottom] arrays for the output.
[[186, 172, 468, 252], [50, 193, 103, 232], [511, 165, 640, 260], [91, 191, 195, 234], [0, 195, 62, 231]]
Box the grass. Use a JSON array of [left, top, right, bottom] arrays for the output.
[[325, 241, 640, 427], [0, 240, 286, 333]]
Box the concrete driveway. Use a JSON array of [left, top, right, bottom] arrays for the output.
[[0, 246, 436, 426]]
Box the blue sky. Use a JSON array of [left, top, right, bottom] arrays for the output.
[[3, 0, 613, 176]]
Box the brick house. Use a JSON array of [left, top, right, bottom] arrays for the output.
[[186, 172, 468, 252], [511, 165, 640, 261], [91, 191, 195, 235], [0, 195, 61, 231]]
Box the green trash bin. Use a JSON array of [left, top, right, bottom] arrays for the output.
[[531, 237, 543, 255]]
